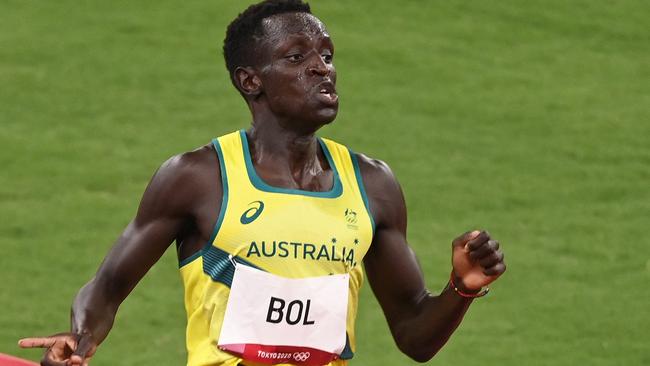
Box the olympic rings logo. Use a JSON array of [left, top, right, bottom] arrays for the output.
[[293, 352, 311, 362]]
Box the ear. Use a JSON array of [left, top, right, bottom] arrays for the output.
[[234, 66, 262, 98]]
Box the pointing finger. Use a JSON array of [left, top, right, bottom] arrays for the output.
[[18, 337, 57, 348]]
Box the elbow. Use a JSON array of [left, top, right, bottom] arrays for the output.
[[399, 345, 439, 363], [394, 332, 446, 363]]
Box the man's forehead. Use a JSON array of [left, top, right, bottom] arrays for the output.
[[260, 12, 329, 40]]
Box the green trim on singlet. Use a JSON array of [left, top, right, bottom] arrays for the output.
[[348, 149, 376, 236], [202, 245, 262, 287], [178, 138, 229, 268], [239, 129, 343, 198], [340, 333, 354, 359]]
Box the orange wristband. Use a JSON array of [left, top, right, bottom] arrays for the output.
[[449, 273, 489, 298]]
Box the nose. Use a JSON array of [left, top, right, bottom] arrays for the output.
[[307, 56, 330, 77]]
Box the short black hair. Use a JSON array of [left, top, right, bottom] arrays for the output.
[[223, 0, 311, 89]]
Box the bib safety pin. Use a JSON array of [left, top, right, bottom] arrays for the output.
[[228, 254, 238, 268]]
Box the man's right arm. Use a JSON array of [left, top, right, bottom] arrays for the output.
[[358, 153, 506, 362], [19, 147, 220, 365]]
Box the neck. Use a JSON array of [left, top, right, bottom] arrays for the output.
[[246, 112, 330, 190], [249, 119, 321, 169]]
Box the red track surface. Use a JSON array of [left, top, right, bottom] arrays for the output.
[[0, 353, 38, 366]]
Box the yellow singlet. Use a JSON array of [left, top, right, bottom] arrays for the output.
[[179, 130, 374, 366]]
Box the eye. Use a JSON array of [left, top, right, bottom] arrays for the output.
[[286, 54, 304, 62], [322, 54, 333, 64]]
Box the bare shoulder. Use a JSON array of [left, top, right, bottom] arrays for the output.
[[160, 143, 217, 174], [354, 153, 401, 196], [353, 152, 405, 229], [139, 143, 221, 218], [151, 143, 218, 189]]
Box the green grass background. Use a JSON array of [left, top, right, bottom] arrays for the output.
[[1, 1, 648, 365]]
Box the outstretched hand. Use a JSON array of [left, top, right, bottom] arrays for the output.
[[18, 333, 96, 366], [451, 230, 506, 291]]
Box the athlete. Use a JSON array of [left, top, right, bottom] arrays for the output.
[[18, 1, 506, 365]]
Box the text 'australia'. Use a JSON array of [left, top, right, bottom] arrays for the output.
[[246, 240, 356, 267]]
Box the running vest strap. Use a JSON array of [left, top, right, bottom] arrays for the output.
[[179, 130, 374, 366]]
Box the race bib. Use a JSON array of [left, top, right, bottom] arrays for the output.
[[218, 263, 349, 365]]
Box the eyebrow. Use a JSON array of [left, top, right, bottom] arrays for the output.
[[272, 34, 333, 54]]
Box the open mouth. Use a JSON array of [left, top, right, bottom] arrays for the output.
[[317, 82, 338, 105]]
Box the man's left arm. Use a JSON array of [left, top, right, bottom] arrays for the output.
[[357, 154, 506, 362]]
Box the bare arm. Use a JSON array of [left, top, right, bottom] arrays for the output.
[[19, 146, 220, 365], [358, 154, 506, 362], [72, 153, 196, 343]]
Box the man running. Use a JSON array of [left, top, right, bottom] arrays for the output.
[[19, 1, 506, 365]]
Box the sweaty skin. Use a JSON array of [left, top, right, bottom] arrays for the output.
[[18, 12, 505, 365]]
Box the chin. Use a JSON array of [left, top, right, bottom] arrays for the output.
[[280, 104, 339, 134], [314, 106, 339, 124]]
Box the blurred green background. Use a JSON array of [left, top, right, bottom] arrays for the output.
[[1, 1, 648, 365]]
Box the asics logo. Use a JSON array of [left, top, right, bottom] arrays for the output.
[[240, 201, 264, 224], [293, 352, 310, 362]]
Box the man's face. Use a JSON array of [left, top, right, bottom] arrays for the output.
[[255, 12, 338, 129]]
